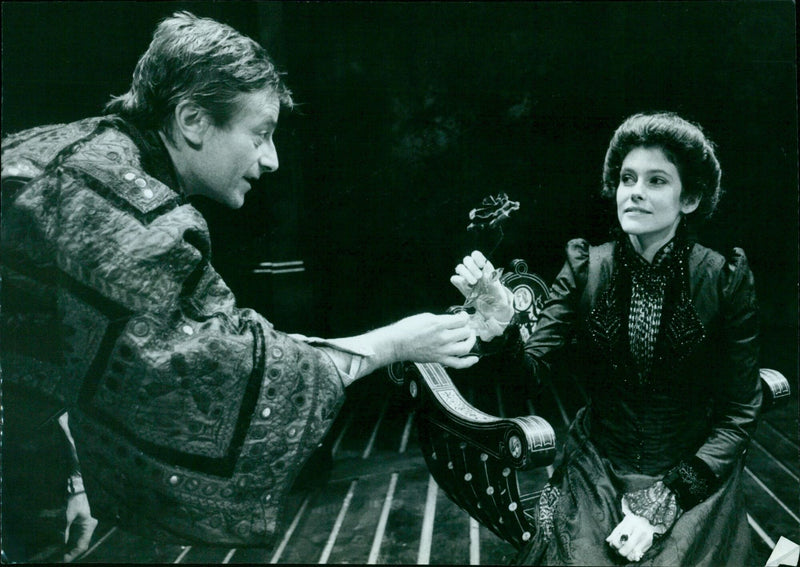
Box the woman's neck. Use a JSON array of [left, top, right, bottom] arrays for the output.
[[628, 218, 682, 263]]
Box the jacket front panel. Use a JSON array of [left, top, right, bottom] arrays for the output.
[[524, 238, 761, 479]]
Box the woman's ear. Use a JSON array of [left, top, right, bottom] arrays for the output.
[[681, 194, 701, 215], [173, 101, 210, 146]]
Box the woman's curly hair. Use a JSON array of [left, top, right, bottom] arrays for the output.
[[601, 112, 722, 223]]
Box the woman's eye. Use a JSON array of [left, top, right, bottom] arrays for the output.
[[650, 177, 666, 186], [620, 174, 635, 184]]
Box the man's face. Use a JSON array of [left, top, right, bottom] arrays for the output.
[[187, 90, 280, 209]]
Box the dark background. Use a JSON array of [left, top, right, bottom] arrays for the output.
[[2, 1, 797, 381]]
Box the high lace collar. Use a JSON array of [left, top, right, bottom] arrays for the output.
[[616, 221, 694, 278]]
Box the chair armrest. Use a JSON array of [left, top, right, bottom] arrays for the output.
[[389, 361, 556, 549], [760, 368, 791, 411]]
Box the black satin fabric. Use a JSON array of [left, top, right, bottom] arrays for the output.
[[518, 233, 762, 565], [518, 408, 752, 566]]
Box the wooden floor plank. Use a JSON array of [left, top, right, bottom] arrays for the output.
[[278, 481, 351, 564], [177, 544, 237, 564], [477, 523, 519, 565], [762, 394, 799, 443], [747, 515, 777, 566], [746, 444, 800, 520], [325, 475, 395, 564], [428, 486, 472, 564], [31, 521, 118, 563], [742, 471, 800, 547], [371, 387, 416, 454], [76, 525, 184, 564], [376, 466, 431, 565]]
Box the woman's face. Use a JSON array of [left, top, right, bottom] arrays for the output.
[[616, 146, 698, 251]]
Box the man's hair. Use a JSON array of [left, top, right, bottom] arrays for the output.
[[601, 112, 722, 222], [105, 11, 293, 135]]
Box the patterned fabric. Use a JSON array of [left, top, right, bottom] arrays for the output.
[[1, 117, 347, 546], [519, 409, 753, 566], [537, 484, 561, 540], [626, 240, 676, 380], [663, 456, 719, 510], [622, 481, 681, 533]]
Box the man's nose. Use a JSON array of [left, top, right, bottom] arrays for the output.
[[258, 141, 279, 173]]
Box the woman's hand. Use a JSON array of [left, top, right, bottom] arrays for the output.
[[605, 499, 662, 562], [450, 251, 514, 340]]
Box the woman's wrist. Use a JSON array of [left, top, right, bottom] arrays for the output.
[[662, 456, 718, 510], [622, 480, 681, 534]]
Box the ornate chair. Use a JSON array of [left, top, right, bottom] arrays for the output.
[[389, 258, 791, 553], [388, 259, 555, 550]]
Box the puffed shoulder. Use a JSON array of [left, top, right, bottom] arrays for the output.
[[563, 238, 592, 291], [565, 238, 590, 260], [688, 244, 757, 311], [720, 246, 756, 297]]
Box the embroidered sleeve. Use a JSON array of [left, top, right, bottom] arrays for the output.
[[662, 456, 719, 510], [622, 480, 681, 533]]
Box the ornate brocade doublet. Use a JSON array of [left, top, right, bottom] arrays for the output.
[[1, 117, 346, 545]]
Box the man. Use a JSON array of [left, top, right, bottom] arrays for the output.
[[1, 11, 484, 557]]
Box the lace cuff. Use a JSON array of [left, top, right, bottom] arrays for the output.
[[622, 480, 681, 533], [662, 456, 719, 510]]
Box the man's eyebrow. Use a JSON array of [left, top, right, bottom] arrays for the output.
[[258, 118, 277, 130], [251, 112, 278, 129]]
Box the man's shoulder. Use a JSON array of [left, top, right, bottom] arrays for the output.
[[64, 125, 181, 216], [3, 117, 182, 218], [2, 117, 104, 179]]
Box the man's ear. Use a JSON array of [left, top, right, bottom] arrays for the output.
[[173, 101, 210, 146], [681, 194, 700, 215]]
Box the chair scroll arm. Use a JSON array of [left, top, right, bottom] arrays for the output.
[[389, 361, 556, 549], [760, 368, 791, 411]]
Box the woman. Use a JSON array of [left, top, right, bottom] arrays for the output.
[[451, 112, 762, 565]]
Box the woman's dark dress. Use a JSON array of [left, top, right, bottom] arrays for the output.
[[518, 233, 762, 566]]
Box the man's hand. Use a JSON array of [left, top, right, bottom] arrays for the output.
[[450, 250, 514, 340], [63, 492, 98, 562], [605, 499, 662, 563], [389, 311, 478, 369]]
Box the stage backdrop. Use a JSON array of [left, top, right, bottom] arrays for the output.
[[2, 1, 797, 379]]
